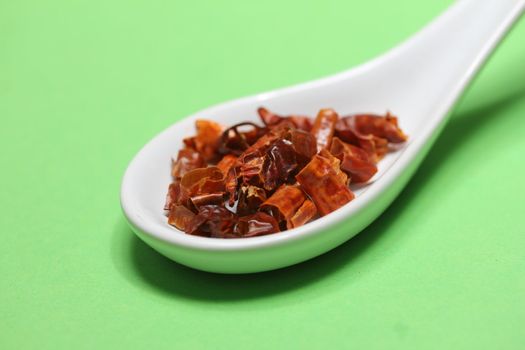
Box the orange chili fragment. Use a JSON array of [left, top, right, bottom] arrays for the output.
[[258, 107, 313, 132], [234, 212, 280, 237], [289, 200, 317, 229], [168, 205, 204, 234], [180, 167, 225, 208], [335, 117, 389, 162], [350, 112, 407, 143], [261, 185, 306, 228], [296, 149, 354, 216], [330, 137, 377, 183], [185, 120, 223, 162], [310, 108, 339, 152], [164, 181, 183, 210], [171, 148, 205, 179], [216, 154, 237, 175]]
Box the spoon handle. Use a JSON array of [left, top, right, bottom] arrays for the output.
[[385, 0, 525, 117]]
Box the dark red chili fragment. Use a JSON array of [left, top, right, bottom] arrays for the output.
[[330, 137, 377, 183], [296, 149, 354, 216]]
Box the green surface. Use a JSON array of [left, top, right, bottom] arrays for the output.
[[1, 0, 525, 348]]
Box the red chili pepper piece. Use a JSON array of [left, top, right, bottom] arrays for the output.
[[330, 137, 377, 183], [164, 181, 183, 210], [180, 167, 225, 208], [218, 122, 267, 156], [168, 205, 206, 234], [335, 117, 388, 162], [350, 112, 407, 143], [311, 108, 339, 152], [234, 212, 280, 237], [184, 120, 223, 162], [216, 154, 237, 175], [237, 185, 267, 216], [195, 205, 237, 238], [296, 149, 354, 216], [171, 148, 205, 179], [258, 107, 313, 132], [261, 185, 307, 228], [289, 199, 318, 229]]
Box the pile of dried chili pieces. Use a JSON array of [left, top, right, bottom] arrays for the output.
[[165, 107, 407, 238]]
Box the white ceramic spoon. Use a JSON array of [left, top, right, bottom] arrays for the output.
[[121, 0, 525, 273]]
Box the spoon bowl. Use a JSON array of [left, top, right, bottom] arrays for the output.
[[121, 0, 524, 273]]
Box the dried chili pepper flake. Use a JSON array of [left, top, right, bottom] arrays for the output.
[[193, 120, 224, 162], [180, 167, 225, 196], [233, 126, 299, 192], [288, 129, 317, 167], [349, 113, 408, 143], [225, 165, 239, 205], [289, 199, 317, 229], [179, 167, 226, 209], [182, 136, 196, 149], [258, 107, 282, 126], [330, 137, 378, 183], [258, 107, 313, 132], [288, 116, 314, 132], [335, 117, 389, 162], [239, 151, 267, 187], [234, 212, 280, 237], [237, 185, 267, 216], [238, 127, 281, 158], [216, 154, 238, 175], [311, 108, 339, 152], [219, 122, 267, 156], [168, 205, 205, 234], [195, 205, 237, 238], [171, 148, 206, 179], [296, 149, 354, 216], [190, 192, 225, 208], [261, 139, 298, 191], [261, 185, 306, 227], [164, 181, 183, 210]]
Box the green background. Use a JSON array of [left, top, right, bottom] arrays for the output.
[[2, 0, 524, 349]]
